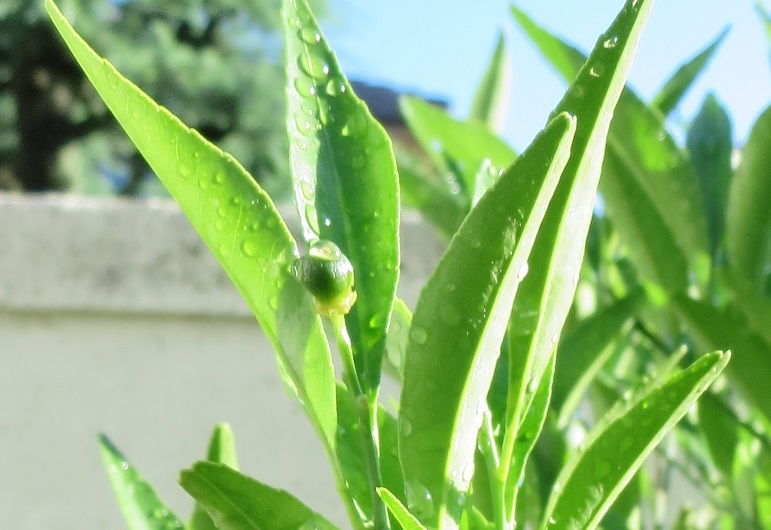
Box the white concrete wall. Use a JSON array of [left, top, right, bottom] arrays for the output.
[[0, 193, 444, 530]]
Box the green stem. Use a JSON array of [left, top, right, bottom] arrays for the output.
[[331, 314, 390, 530], [479, 410, 507, 530]]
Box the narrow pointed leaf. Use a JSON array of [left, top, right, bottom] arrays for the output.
[[282, 0, 400, 392], [651, 28, 729, 116], [180, 462, 338, 530], [377, 488, 428, 530], [722, 269, 771, 348], [686, 94, 733, 258], [600, 150, 689, 291], [553, 291, 642, 426], [98, 435, 185, 530], [675, 296, 771, 422], [336, 383, 407, 525], [400, 96, 516, 196], [399, 113, 576, 529], [512, 3, 708, 290], [190, 424, 240, 530], [503, 0, 658, 476], [398, 157, 467, 240], [383, 297, 412, 381], [726, 104, 771, 290], [46, 0, 337, 446], [541, 351, 730, 530], [470, 32, 513, 133]]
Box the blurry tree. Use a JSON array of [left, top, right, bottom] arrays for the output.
[[1, 0, 326, 196]]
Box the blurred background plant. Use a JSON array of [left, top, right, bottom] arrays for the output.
[[1, 0, 325, 197]]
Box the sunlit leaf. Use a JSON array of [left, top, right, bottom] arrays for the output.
[[470, 32, 513, 134], [399, 113, 576, 529], [98, 435, 185, 530], [180, 462, 338, 530], [541, 351, 730, 530], [282, 0, 400, 393]]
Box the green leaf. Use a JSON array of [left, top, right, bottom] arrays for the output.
[[675, 296, 771, 422], [540, 351, 730, 530], [722, 269, 771, 348], [686, 94, 733, 258], [399, 96, 516, 197], [511, 4, 708, 291], [45, 0, 337, 448], [651, 28, 729, 117], [399, 112, 576, 529], [180, 462, 338, 530], [377, 488, 428, 530], [697, 393, 739, 477], [552, 291, 642, 427], [190, 424, 240, 530], [282, 0, 400, 393], [503, 0, 658, 484], [335, 383, 406, 526], [600, 150, 689, 291], [470, 32, 512, 134], [505, 352, 556, 511], [397, 155, 467, 240], [383, 297, 412, 381], [726, 104, 771, 290], [98, 435, 185, 530]]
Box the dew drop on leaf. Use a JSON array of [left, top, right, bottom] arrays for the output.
[[410, 326, 428, 345], [300, 27, 321, 44], [405, 479, 434, 520], [603, 35, 619, 48], [517, 262, 529, 281], [241, 240, 258, 258], [439, 303, 461, 326], [294, 77, 317, 97]]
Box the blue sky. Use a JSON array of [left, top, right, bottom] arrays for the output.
[[323, 0, 770, 151]]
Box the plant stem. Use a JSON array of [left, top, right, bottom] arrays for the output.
[[331, 314, 391, 530], [479, 410, 507, 530]]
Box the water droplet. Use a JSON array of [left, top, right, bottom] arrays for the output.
[[269, 294, 279, 309], [470, 239, 482, 249], [589, 64, 604, 78], [528, 377, 538, 393], [325, 77, 345, 96], [439, 304, 462, 326], [231, 196, 243, 206], [304, 203, 320, 234], [214, 220, 224, 231], [318, 103, 333, 125], [121, 461, 129, 471], [551, 332, 560, 345], [178, 162, 192, 178], [405, 480, 434, 520], [401, 418, 413, 437], [297, 52, 330, 81], [603, 36, 618, 48], [218, 243, 228, 257], [517, 262, 529, 281], [548, 516, 557, 526], [242, 240, 258, 257], [461, 462, 474, 483], [322, 216, 332, 227], [294, 77, 317, 97], [341, 113, 367, 137], [300, 27, 321, 44], [300, 180, 315, 199], [216, 206, 226, 218], [410, 326, 428, 345], [212, 171, 225, 185], [446, 283, 456, 293], [351, 153, 366, 169]]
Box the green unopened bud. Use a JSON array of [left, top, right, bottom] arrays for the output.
[[292, 240, 357, 316]]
